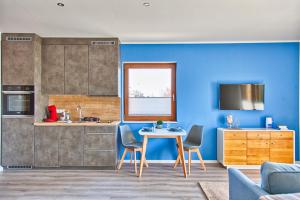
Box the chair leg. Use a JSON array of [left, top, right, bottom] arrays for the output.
[[144, 157, 149, 168], [134, 149, 137, 175], [196, 148, 206, 171], [118, 148, 128, 170], [188, 149, 191, 175], [173, 154, 180, 168], [130, 152, 133, 166]]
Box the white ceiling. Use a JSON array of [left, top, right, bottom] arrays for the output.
[[0, 0, 300, 43]]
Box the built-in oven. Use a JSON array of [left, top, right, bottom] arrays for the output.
[[2, 85, 34, 117]]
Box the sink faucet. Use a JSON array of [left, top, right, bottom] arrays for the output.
[[76, 105, 83, 121]]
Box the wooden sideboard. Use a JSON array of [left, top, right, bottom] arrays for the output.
[[217, 128, 295, 167]]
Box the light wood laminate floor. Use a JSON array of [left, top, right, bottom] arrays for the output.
[[0, 163, 260, 200]]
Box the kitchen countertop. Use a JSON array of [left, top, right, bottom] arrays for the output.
[[34, 121, 120, 126]]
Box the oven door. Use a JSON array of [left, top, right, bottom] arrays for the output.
[[2, 91, 34, 116]]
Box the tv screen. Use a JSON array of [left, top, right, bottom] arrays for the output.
[[219, 84, 264, 110]]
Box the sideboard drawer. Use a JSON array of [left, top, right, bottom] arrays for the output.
[[270, 140, 293, 149], [271, 131, 293, 140], [247, 131, 270, 140], [247, 140, 269, 148], [224, 132, 246, 140], [224, 140, 246, 150]]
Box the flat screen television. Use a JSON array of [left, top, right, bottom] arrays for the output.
[[219, 84, 264, 110]]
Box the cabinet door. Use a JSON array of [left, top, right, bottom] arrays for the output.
[[270, 131, 294, 163], [42, 45, 65, 94], [224, 139, 247, 165], [2, 118, 34, 166], [64, 45, 88, 94], [2, 35, 34, 85], [247, 140, 270, 165], [34, 127, 59, 167], [88, 44, 119, 96], [59, 127, 84, 166]]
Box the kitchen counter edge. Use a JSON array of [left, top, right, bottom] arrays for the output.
[[34, 121, 120, 126]]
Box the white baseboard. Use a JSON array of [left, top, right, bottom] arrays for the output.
[[0, 166, 3, 172], [123, 160, 218, 164], [295, 161, 300, 164]]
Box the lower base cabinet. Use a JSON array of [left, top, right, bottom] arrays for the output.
[[83, 126, 117, 167], [34, 125, 117, 168], [59, 127, 84, 167], [34, 127, 59, 167], [2, 118, 34, 167]]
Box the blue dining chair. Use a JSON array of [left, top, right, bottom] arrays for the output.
[[118, 125, 148, 174], [173, 125, 206, 174]]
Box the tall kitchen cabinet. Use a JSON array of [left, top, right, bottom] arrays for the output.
[[41, 38, 119, 96], [1, 33, 42, 168]]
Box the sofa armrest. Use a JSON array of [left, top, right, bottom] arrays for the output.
[[228, 168, 269, 200]]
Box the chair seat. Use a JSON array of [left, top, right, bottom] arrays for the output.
[[124, 142, 143, 149], [183, 143, 200, 149]]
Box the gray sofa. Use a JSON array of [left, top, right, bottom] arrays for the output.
[[228, 162, 300, 200]]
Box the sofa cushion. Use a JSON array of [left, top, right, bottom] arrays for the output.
[[261, 162, 300, 194]]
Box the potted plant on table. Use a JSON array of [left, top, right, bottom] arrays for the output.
[[156, 120, 163, 129]]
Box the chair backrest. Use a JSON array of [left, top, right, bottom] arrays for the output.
[[184, 125, 204, 147], [119, 125, 137, 146]]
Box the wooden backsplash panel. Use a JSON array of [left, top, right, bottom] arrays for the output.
[[49, 95, 120, 121]]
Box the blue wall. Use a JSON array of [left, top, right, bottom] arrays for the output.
[[120, 43, 300, 161]]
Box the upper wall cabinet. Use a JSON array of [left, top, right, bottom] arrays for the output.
[[88, 40, 119, 96], [41, 38, 119, 96], [2, 33, 36, 85], [42, 45, 65, 94], [64, 45, 89, 95]]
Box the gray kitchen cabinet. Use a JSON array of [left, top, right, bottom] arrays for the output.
[[1, 33, 35, 85], [41, 45, 65, 94], [2, 118, 34, 167], [34, 127, 59, 167], [64, 45, 88, 94], [84, 126, 117, 167], [59, 127, 84, 166], [88, 42, 119, 96]]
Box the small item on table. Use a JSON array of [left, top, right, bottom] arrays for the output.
[[156, 120, 163, 129], [167, 127, 182, 132], [142, 127, 153, 132]]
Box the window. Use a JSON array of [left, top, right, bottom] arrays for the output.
[[124, 63, 176, 121]]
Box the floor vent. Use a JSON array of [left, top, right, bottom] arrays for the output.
[[6, 165, 32, 169], [91, 40, 115, 46], [6, 36, 32, 42]]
